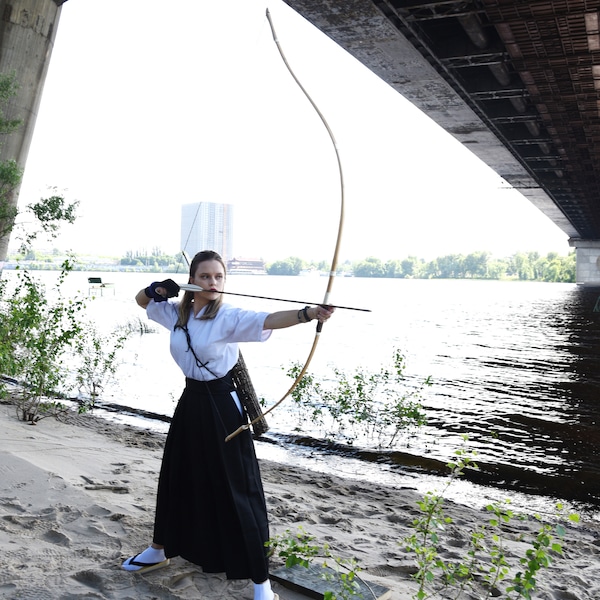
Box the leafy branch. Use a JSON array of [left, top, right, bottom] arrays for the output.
[[286, 348, 429, 447], [268, 526, 374, 600], [404, 435, 580, 599]]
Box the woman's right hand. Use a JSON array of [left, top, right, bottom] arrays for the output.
[[145, 279, 180, 302]]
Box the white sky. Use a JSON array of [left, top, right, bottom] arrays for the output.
[[15, 0, 570, 262]]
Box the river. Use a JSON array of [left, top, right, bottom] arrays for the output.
[[3, 269, 600, 517]]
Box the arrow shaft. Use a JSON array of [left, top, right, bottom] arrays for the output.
[[178, 284, 370, 312]]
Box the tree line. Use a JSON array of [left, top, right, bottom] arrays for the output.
[[267, 250, 576, 282], [9, 248, 575, 282]]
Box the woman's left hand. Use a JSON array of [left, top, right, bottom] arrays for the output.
[[313, 305, 334, 323]]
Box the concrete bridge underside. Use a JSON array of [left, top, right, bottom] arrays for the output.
[[283, 0, 600, 283]]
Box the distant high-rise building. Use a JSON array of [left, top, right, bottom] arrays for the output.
[[180, 202, 233, 261]]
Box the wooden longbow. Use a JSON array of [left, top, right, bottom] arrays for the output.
[[225, 8, 345, 442]]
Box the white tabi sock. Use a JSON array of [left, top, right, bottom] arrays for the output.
[[122, 545, 166, 571], [253, 579, 275, 600]]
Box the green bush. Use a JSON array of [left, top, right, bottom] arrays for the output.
[[0, 259, 85, 421], [286, 348, 429, 447], [268, 526, 369, 600], [0, 259, 132, 421], [72, 321, 131, 412], [404, 435, 580, 599]]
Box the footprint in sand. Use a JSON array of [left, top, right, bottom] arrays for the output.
[[42, 529, 71, 546]]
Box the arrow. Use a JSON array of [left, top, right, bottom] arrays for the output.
[[178, 283, 370, 312]]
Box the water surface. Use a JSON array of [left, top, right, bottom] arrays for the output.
[[4, 271, 600, 514]]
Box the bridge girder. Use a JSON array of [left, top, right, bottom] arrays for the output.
[[283, 0, 600, 242]]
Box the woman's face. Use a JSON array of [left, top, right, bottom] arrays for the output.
[[190, 259, 225, 303]]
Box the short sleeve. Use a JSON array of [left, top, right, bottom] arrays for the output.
[[146, 300, 179, 330]]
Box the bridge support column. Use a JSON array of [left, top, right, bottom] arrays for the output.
[[569, 239, 600, 284], [0, 0, 66, 268]]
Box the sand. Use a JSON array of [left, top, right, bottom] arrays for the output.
[[0, 401, 599, 600]]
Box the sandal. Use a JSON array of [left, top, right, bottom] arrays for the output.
[[122, 552, 170, 574]]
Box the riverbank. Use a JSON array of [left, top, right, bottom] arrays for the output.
[[1, 403, 599, 599]]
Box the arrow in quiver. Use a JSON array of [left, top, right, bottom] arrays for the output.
[[231, 351, 269, 437]]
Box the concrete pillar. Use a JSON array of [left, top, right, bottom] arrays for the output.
[[0, 0, 66, 264], [569, 239, 600, 284]]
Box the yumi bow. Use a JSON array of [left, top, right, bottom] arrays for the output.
[[224, 8, 348, 442]]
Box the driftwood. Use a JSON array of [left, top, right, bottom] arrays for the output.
[[231, 352, 269, 437]]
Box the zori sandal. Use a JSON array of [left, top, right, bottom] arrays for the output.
[[122, 552, 170, 574]]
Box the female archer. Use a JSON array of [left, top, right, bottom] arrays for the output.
[[122, 249, 334, 600]]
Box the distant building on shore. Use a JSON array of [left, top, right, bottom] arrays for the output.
[[181, 202, 233, 261], [227, 257, 267, 275]]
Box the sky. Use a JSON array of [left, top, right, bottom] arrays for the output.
[[14, 0, 570, 263]]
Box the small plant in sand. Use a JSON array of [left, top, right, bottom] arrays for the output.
[[267, 526, 373, 600], [404, 435, 580, 600], [285, 348, 429, 447], [72, 321, 131, 411]]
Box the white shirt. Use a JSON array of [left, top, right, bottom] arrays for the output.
[[147, 300, 272, 381]]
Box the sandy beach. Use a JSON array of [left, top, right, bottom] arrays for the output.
[[1, 401, 599, 600]]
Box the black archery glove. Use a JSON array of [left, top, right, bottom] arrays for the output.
[[145, 279, 180, 302]]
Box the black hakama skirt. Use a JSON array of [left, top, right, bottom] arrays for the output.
[[152, 374, 270, 582]]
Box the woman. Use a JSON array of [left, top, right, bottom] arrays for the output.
[[122, 250, 333, 600]]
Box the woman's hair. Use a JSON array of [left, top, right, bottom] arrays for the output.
[[176, 250, 226, 327]]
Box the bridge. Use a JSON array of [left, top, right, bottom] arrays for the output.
[[282, 0, 600, 283]]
